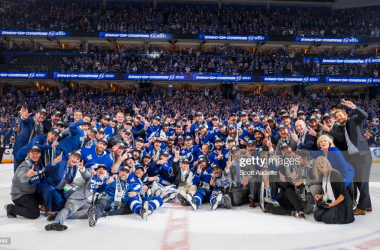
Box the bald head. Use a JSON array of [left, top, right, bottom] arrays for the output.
[[295, 120, 306, 134]]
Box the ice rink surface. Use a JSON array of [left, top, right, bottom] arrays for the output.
[[1, 163, 380, 250]]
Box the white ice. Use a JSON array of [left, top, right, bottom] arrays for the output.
[[1, 163, 380, 250]]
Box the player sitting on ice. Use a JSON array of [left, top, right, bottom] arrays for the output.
[[45, 163, 110, 231], [125, 165, 163, 219], [147, 150, 178, 203], [209, 163, 232, 211], [186, 157, 213, 210]]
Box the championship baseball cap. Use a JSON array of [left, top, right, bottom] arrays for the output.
[[196, 112, 203, 116], [309, 115, 320, 121], [295, 149, 310, 158], [134, 164, 144, 170], [98, 138, 108, 145], [71, 150, 82, 158], [154, 137, 162, 142], [198, 156, 208, 163], [28, 145, 41, 153], [218, 122, 226, 127], [312, 109, 321, 114], [97, 127, 105, 133], [118, 143, 126, 148], [185, 136, 192, 141], [259, 145, 269, 152], [154, 116, 161, 120], [212, 116, 219, 120], [88, 126, 97, 133], [135, 114, 142, 119], [323, 113, 333, 119], [102, 115, 111, 120], [181, 158, 190, 164], [260, 115, 267, 120], [52, 111, 62, 116], [111, 117, 117, 122], [38, 108, 47, 114], [280, 109, 288, 114], [142, 154, 151, 159], [297, 110, 305, 115], [135, 137, 144, 142], [94, 164, 107, 170], [175, 122, 183, 127], [251, 112, 258, 117], [247, 140, 256, 145], [280, 143, 290, 149], [231, 146, 240, 152], [278, 124, 288, 130], [214, 136, 222, 142], [199, 124, 206, 129], [49, 128, 60, 135], [268, 117, 276, 122], [245, 121, 253, 127], [119, 166, 130, 172], [281, 114, 290, 119], [124, 120, 132, 125], [241, 112, 248, 116], [54, 121, 64, 127], [121, 129, 131, 134], [227, 137, 235, 142], [161, 151, 169, 156], [162, 122, 170, 126], [230, 113, 237, 117], [228, 124, 235, 130], [211, 164, 221, 169], [178, 135, 184, 140]]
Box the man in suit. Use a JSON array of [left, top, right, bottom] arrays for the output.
[[13, 107, 52, 172], [334, 99, 372, 215], [291, 120, 317, 151], [321, 112, 346, 152], [0, 134, 7, 164]]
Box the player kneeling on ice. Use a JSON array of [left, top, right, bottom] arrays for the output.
[[209, 164, 232, 211], [186, 157, 213, 210], [45, 162, 110, 231]]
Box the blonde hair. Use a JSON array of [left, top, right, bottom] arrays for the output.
[[314, 156, 333, 181], [316, 134, 335, 148]]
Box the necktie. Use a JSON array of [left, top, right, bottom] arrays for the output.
[[37, 124, 42, 135], [235, 160, 241, 187]]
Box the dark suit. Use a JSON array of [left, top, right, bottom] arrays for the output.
[[327, 122, 346, 152], [342, 107, 372, 210], [297, 131, 317, 151], [0, 138, 6, 163]]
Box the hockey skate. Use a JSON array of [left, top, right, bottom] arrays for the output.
[[139, 201, 149, 221], [186, 193, 198, 210], [163, 192, 176, 203], [224, 194, 232, 209], [87, 205, 97, 227], [4, 204, 16, 218], [177, 193, 189, 206], [212, 193, 223, 211], [45, 223, 68, 231], [47, 213, 58, 221]]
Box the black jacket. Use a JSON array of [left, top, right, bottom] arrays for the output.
[[321, 170, 355, 224], [343, 107, 370, 155], [172, 160, 185, 188], [327, 122, 346, 152]]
